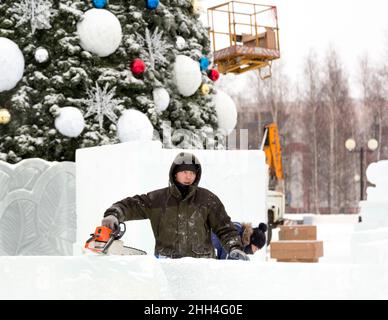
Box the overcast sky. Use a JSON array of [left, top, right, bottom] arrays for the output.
[[200, 0, 388, 98]]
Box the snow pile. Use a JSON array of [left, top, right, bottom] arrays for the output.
[[1, 253, 388, 299], [351, 228, 388, 264], [0, 256, 163, 299]]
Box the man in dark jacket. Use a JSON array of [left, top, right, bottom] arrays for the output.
[[101, 152, 249, 260], [212, 222, 267, 259]]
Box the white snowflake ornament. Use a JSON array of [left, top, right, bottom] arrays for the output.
[[10, 0, 56, 34], [174, 55, 202, 97], [117, 109, 154, 143], [153, 87, 170, 113], [77, 9, 122, 57], [55, 107, 85, 138], [137, 27, 171, 70], [83, 83, 123, 129], [213, 90, 237, 135], [34, 47, 49, 63], [0, 37, 25, 93]]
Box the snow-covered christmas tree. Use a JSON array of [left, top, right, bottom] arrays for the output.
[[0, 0, 228, 163]]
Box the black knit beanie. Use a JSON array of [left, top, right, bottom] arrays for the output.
[[250, 223, 268, 249], [174, 163, 198, 175]]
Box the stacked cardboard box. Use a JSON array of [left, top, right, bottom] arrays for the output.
[[270, 225, 324, 263], [279, 225, 317, 241]]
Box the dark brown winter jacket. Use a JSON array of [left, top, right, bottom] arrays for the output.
[[103, 152, 243, 258]]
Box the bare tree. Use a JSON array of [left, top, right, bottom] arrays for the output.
[[321, 47, 351, 213], [302, 49, 324, 213], [358, 54, 385, 161], [255, 62, 290, 124]]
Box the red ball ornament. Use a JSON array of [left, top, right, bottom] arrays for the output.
[[131, 59, 146, 76], [207, 69, 220, 82]]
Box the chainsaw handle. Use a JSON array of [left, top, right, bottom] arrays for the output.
[[102, 223, 126, 254], [112, 222, 126, 240]]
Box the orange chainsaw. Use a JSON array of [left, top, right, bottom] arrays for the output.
[[84, 222, 146, 255]]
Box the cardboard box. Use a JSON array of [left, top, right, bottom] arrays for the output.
[[241, 28, 277, 50], [279, 225, 317, 241], [270, 241, 324, 263]]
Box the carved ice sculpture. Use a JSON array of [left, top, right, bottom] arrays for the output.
[[0, 159, 76, 255], [358, 160, 388, 229], [365, 160, 388, 202], [351, 160, 388, 264]]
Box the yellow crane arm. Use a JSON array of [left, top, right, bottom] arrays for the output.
[[262, 123, 284, 181]]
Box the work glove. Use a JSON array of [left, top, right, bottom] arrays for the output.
[[228, 248, 250, 261], [101, 215, 119, 232]]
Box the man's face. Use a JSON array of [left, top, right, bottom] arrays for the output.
[[175, 170, 196, 185]]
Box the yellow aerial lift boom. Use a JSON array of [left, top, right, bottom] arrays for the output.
[[261, 123, 285, 243], [207, 1, 280, 78]]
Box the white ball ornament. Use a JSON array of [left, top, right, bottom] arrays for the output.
[[34, 47, 49, 63], [117, 109, 154, 143], [0, 108, 11, 125], [0, 37, 25, 92], [174, 55, 202, 97], [55, 107, 85, 138], [176, 36, 186, 50], [213, 90, 237, 134], [153, 88, 170, 112], [77, 9, 122, 57]]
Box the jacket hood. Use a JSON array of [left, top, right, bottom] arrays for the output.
[[169, 152, 202, 186], [241, 223, 254, 246]]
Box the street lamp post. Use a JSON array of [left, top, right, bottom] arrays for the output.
[[345, 138, 379, 201]]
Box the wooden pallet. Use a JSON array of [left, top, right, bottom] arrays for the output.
[[214, 45, 280, 74]]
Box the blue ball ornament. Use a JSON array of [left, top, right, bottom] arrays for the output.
[[199, 57, 209, 71], [92, 0, 107, 9], [146, 0, 160, 10]]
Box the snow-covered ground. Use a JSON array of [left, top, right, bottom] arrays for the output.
[[1, 214, 388, 300]]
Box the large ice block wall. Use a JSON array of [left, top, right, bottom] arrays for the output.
[[76, 141, 268, 254], [0, 159, 76, 255]]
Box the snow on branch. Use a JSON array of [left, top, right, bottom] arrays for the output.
[[59, 2, 83, 20], [10, 0, 57, 34]]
